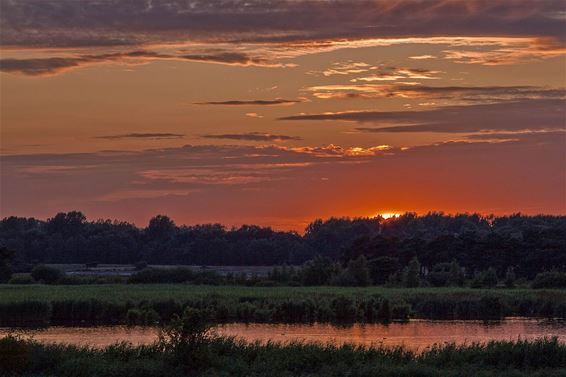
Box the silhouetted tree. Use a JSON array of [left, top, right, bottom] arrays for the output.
[[0, 246, 13, 283], [368, 256, 400, 284], [301, 256, 340, 285], [404, 257, 421, 288], [0, 212, 564, 276]]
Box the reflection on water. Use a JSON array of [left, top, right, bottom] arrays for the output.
[[1, 319, 565, 352]]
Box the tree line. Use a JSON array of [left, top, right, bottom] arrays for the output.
[[1, 211, 565, 280]]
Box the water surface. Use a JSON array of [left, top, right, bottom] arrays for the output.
[[2, 319, 565, 352]]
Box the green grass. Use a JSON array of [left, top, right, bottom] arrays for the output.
[[1, 335, 565, 377], [1, 285, 565, 326], [1, 284, 562, 303]]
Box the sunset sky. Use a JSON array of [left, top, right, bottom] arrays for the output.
[[1, 0, 565, 230]]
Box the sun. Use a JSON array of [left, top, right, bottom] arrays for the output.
[[376, 212, 401, 219]]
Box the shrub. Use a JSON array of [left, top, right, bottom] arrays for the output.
[[31, 265, 64, 284], [159, 307, 215, 369], [532, 271, 566, 289], [0, 301, 52, 326], [330, 270, 357, 286], [471, 268, 498, 288], [448, 260, 465, 286], [483, 267, 498, 288], [403, 258, 421, 288], [504, 267, 516, 288], [126, 308, 160, 325], [330, 296, 357, 322], [478, 296, 503, 319], [126, 308, 143, 325], [391, 301, 412, 320], [0, 246, 14, 283], [368, 256, 400, 285], [0, 336, 31, 373], [428, 263, 452, 287], [8, 274, 35, 284], [301, 256, 340, 285], [345, 256, 371, 286], [376, 299, 392, 323]]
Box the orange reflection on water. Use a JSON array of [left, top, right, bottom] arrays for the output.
[[2, 319, 565, 353]]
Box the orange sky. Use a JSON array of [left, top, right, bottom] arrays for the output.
[[0, 0, 565, 230]]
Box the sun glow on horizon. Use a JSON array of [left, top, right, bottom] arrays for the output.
[[374, 212, 402, 219]]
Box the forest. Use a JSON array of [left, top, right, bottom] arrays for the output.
[[1, 212, 565, 281]]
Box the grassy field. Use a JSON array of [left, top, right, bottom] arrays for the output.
[[2, 335, 565, 377], [2, 284, 563, 303], [1, 285, 565, 326], [46, 264, 276, 277]]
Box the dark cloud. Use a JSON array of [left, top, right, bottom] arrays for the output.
[[201, 132, 302, 142], [195, 99, 302, 106], [0, 57, 89, 76], [1, 0, 564, 48], [280, 99, 566, 134], [0, 50, 283, 76], [180, 52, 267, 66], [307, 84, 566, 101], [464, 130, 566, 142], [96, 133, 185, 140], [0, 52, 157, 76], [393, 85, 566, 99]]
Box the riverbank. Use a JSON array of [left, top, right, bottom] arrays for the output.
[[1, 285, 565, 326], [1, 335, 565, 377]]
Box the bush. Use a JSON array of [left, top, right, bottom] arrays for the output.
[[376, 299, 392, 323], [403, 258, 420, 288], [471, 268, 498, 288], [345, 256, 371, 286], [159, 307, 215, 370], [391, 301, 411, 320], [0, 301, 52, 326], [301, 256, 340, 285], [126, 308, 160, 325], [0, 246, 14, 283], [8, 274, 35, 284], [483, 267, 498, 288], [31, 265, 63, 284], [532, 271, 566, 289], [368, 256, 400, 285], [428, 263, 452, 287], [0, 336, 31, 373], [504, 268, 516, 288]]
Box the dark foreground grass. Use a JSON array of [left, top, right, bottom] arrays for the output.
[[0, 285, 565, 326], [1, 336, 565, 377]]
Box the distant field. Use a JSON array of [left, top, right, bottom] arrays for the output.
[[1, 285, 565, 325], [46, 264, 277, 277], [2, 284, 566, 304], [2, 284, 560, 303]]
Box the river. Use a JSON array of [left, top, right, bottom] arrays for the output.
[[2, 318, 565, 352]]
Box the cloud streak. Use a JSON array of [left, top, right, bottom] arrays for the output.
[[280, 99, 566, 134], [0, 50, 293, 76], [95, 133, 185, 140], [305, 84, 565, 101], [195, 99, 302, 106], [201, 133, 302, 142]]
